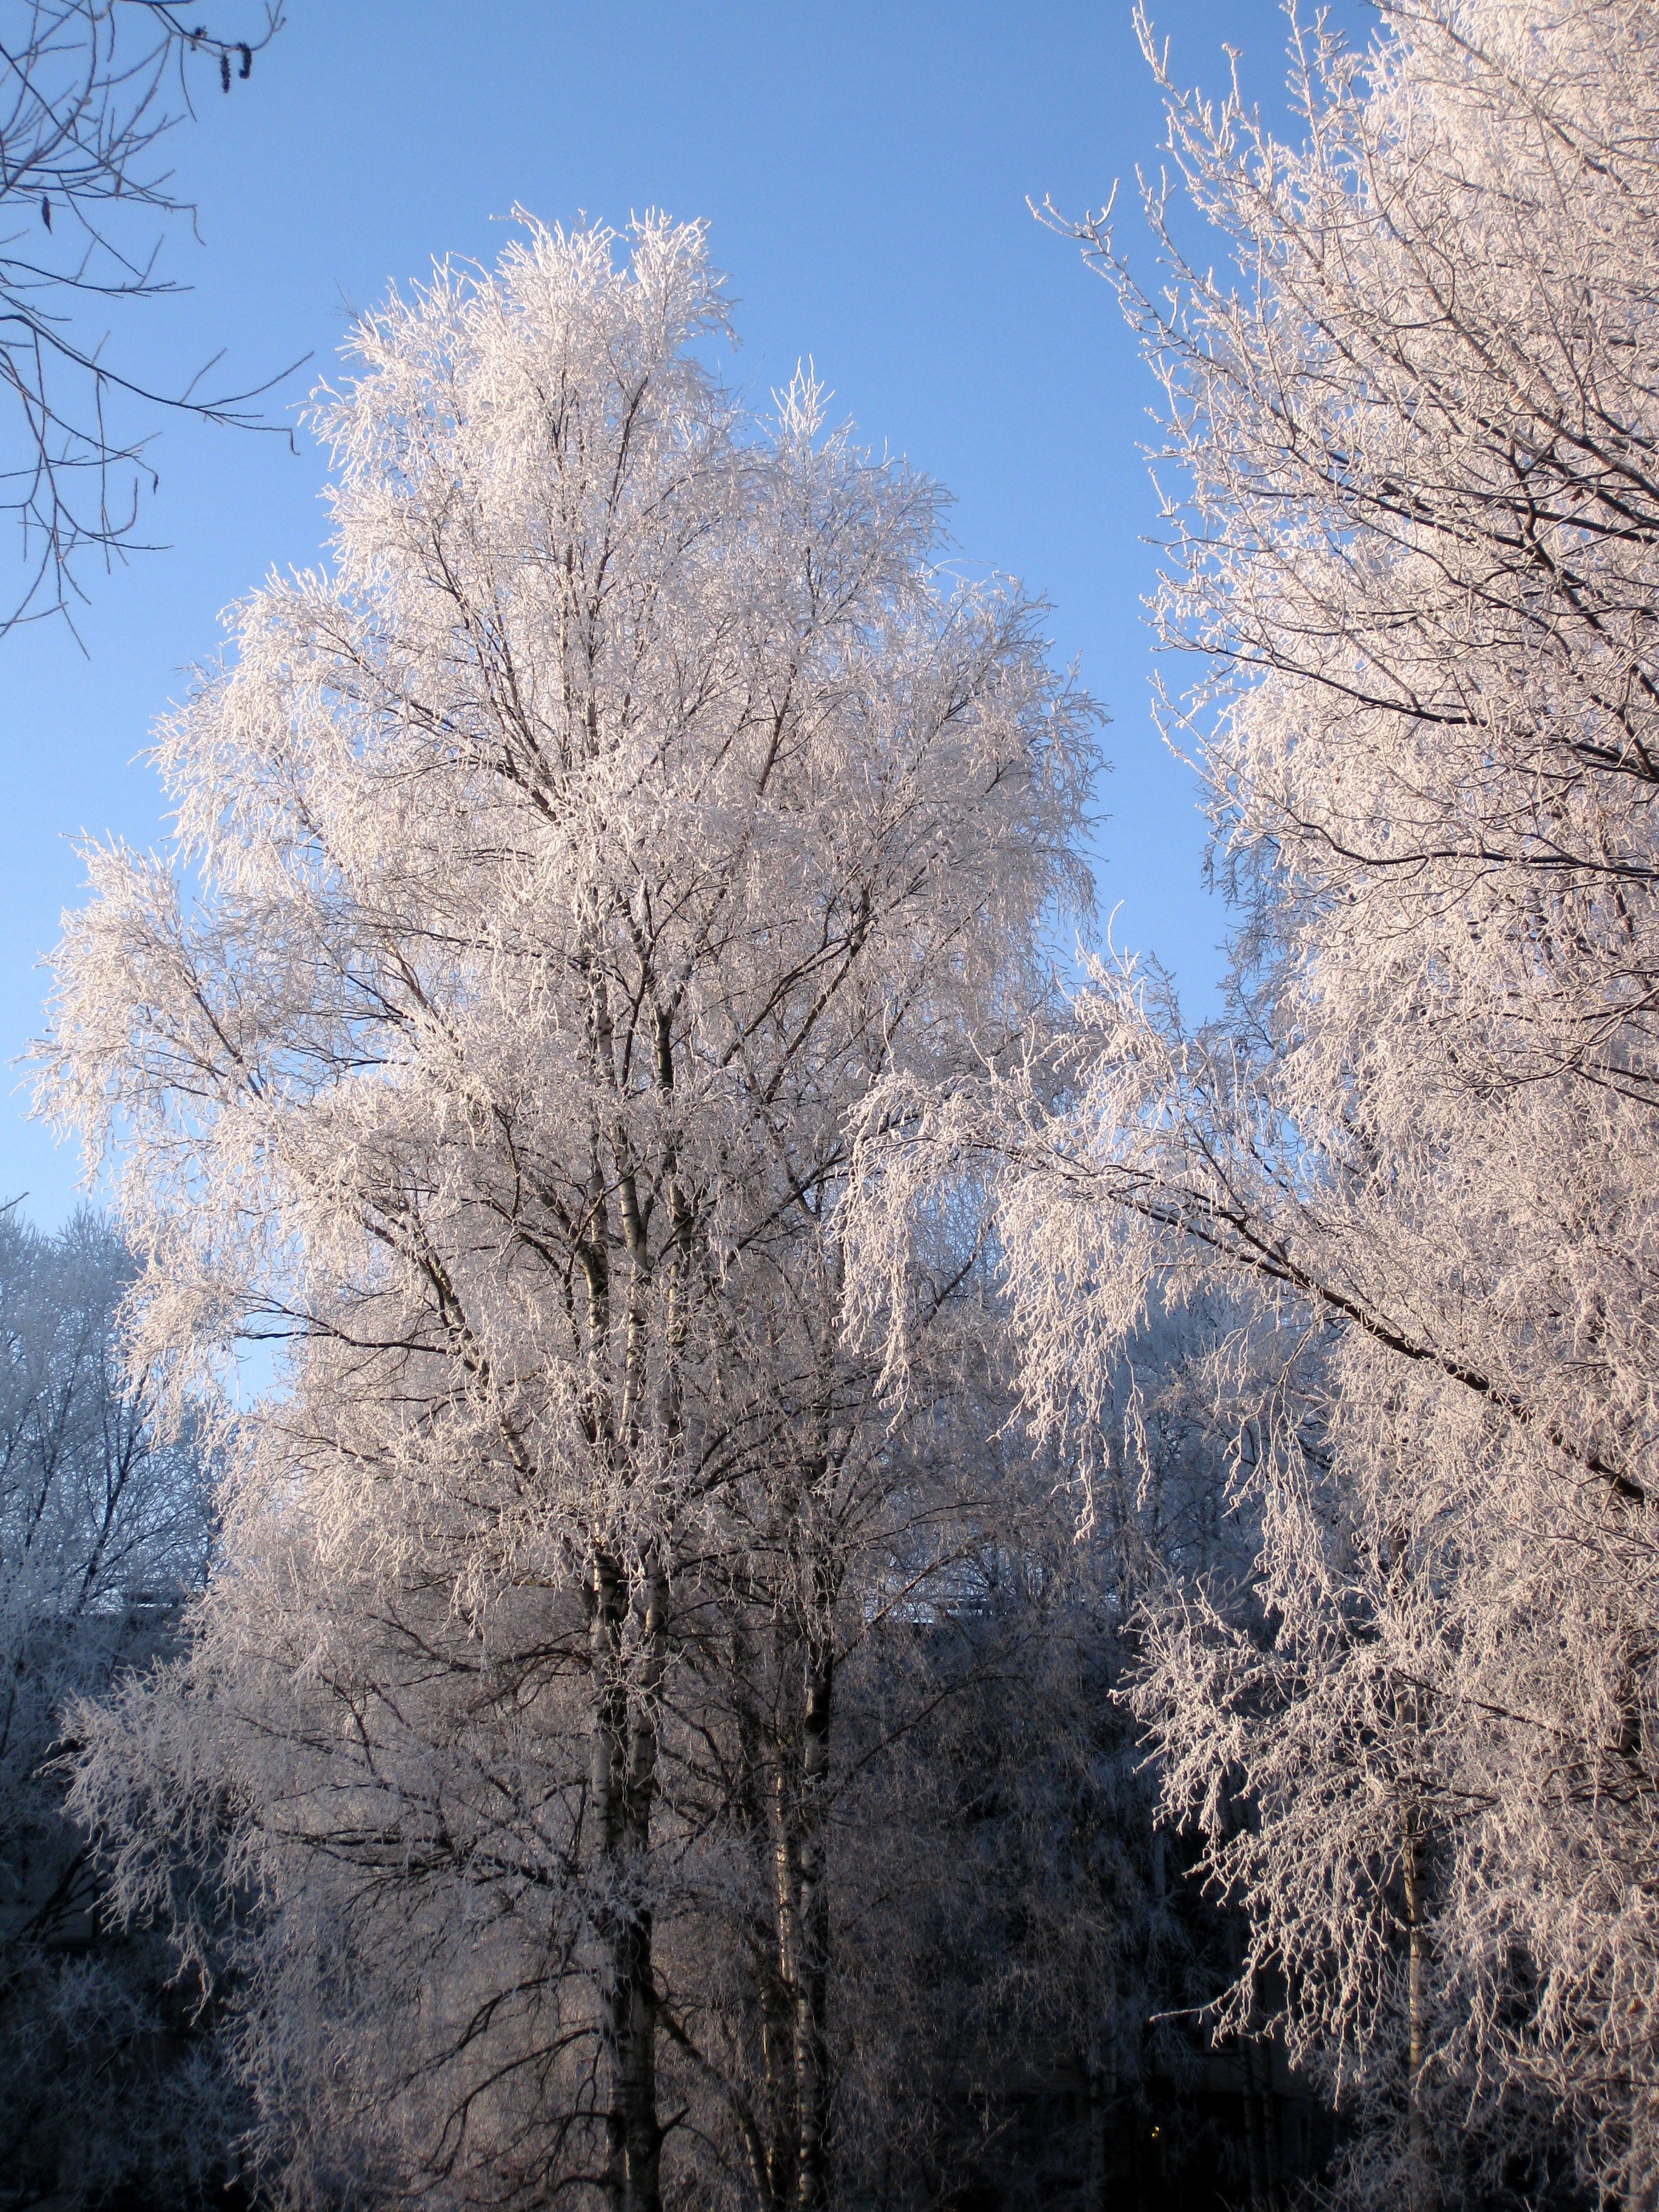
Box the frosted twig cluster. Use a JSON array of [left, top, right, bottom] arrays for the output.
[[0, 1, 291, 632]]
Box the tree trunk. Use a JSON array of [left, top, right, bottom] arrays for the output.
[[1401, 1805, 1436, 2212], [729, 1630, 794, 2212], [604, 1906, 662, 2212], [793, 1595, 834, 2212], [590, 1546, 665, 2212]]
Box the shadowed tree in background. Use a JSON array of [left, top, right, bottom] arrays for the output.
[[0, 1203, 227, 2208]]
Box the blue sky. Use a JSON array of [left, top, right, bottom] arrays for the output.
[[2, 0, 1307, 1222]]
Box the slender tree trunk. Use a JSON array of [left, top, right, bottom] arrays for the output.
[[731, 1631, 794, 2212], [590, 1546, 665, 2212], [606, 1906, 662, 2212], [793, 1604, 834, 2212], [767, 1728, 803, 2211], [1401, 1805, 1436, 2212], [1615, 1650, 1654, 2212]]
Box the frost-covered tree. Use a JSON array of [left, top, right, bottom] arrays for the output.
[[853, 2, 1659, 2203], [39, 216, 1097, 2212], [0, 1203, 226, 2207]]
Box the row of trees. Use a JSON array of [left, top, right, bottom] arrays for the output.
[[0, 1207, 1293, 2210], [21, 0, 1659, 2205]]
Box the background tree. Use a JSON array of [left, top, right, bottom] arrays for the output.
[[0, 0, 290, 634], [0, 1202, 228, 2209]]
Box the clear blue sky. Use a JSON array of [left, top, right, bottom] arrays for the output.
[[1, 0, 1309, 1223]]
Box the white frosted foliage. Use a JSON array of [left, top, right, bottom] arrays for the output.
[[853, 5, 1659, 2202], [39, 217, 1098, 2210]]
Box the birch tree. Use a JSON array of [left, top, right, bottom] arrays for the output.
[[853, 2, 1659, 2201], [41, 215, 1096, 2212]]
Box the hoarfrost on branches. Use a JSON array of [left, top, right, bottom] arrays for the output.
[[39, 214, 1099, 2211], [0, 2, 295, 633], [0, 1205, 227, 2205], [852, 2, 1659, 2203]]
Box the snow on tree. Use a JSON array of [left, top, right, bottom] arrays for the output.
[[0, 1204, 227, 2205], [850, 2, 1659, 2203], [38, 215, 1098, 2211]]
